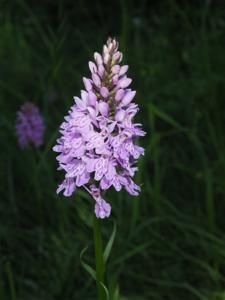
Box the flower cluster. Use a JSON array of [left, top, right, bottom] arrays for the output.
[[53, 38, 145, 218], [16, 102, 45, 149]]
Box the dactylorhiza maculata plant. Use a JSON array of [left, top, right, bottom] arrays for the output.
[[53, 38, 146, 219], [16, 102, 45, 148]]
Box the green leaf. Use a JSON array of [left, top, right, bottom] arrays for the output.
[[80, 246, 96, 280], [100, 281, 110, 300], [103, 220, 117, 263]]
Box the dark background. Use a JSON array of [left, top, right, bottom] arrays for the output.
[[1, 0, 225, 299]]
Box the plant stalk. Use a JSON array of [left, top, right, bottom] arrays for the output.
[[93, 215, 105, 300]]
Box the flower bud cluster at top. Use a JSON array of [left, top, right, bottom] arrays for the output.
[[53, 37, 146, 218]]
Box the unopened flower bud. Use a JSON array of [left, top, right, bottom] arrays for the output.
[[121, 91, 136, 106], [100, 87, 109, 98], [107, 38, 117, 52], [88, 91, 97, 106], [112, 75, 119, 85], [83, 77, 92, 91], [115, 89, 125, 101], [103, 45, 109, 54], [118, 77, 132, 89], [92, 73, 101, 87], [115, 109, 126, 122], [103, 52, 110, 65], [99, 101, 109, 116], [111, 64, 120, 74], [113, 51, 122, 62], [94, 52, 103, 65], [98, 65, 105, 77], [119, 65, 129, 76], [108, 42, 113, 52], [89, 61, 97, 73]]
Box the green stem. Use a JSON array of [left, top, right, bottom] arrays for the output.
[[93, 215, 105, 300]]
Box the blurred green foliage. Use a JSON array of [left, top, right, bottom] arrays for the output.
[[0, 0, 225, 299]]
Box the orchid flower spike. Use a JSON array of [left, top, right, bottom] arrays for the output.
[[53, 37, 146, 218]]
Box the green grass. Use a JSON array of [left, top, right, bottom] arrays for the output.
[[1, 1, 225, 299]]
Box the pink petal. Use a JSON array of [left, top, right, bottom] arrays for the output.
[[118, 77, 132, 89], [88, 61, 97, 73], [121, 91, 136, 106], [119, 65, 128, 76], [115, 89, 125, 101]]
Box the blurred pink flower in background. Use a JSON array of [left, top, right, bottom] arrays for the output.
[[16, 102, 45, 148]]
